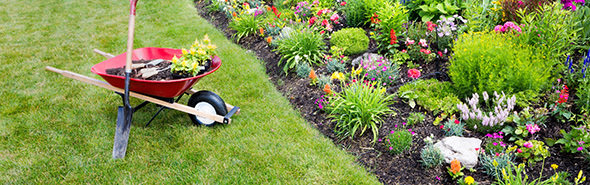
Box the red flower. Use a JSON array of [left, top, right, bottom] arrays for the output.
[[438, 51, 443, 57], [426, 21, 437, 32], [271, 6, 280, 18], [475, 148, 479, 151], [309, 17, 317, 25], [440, 125, 444, 129], [341, 1, 346, 6], [454, 120, 460, 124], [408, 68, 421, 79], [557, 85, 569, 104], [389, 29, 397, 45]]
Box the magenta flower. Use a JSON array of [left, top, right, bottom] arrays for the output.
[[579, 141, 585, 145], [408, 69, 421, 79], [517, 148, 523, 153], [523, 141, 533, 148], [577, 146, 584, 151], [526, 124, 540, 134], [389, 146, 393, 150]]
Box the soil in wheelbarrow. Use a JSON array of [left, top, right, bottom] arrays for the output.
[[106, 59, 210, 81]]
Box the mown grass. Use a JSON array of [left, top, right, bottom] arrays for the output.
[[0, 0, 380, 183]]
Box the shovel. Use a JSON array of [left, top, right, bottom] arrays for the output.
[[113, 0, 139, 159]]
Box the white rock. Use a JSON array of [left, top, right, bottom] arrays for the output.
[[433, 136, 482, 168], [351, 53, 385, 66]]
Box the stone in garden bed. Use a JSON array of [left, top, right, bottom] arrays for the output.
[[433, 136, 482, 168]]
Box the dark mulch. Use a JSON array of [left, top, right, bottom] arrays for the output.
[[193, 1, 590, 184]]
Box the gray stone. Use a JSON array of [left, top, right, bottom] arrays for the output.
[[351, 53, 385, 66], [433, 136, 482, 168]]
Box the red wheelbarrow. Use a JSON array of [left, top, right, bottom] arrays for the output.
[[45, 0, 239, 159]]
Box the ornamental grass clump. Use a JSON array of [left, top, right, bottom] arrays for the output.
[[326, 80, 394, 142], [457, 91, 516, 133], [442, 119, 465, 136], [274, 29, 326, 75], [420, 135, 444, 168], [478, 146, 516, 179], [449, 32, 552, 99]]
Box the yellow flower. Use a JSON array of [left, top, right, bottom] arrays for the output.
[[379, 88, 386, 94], [203, 34, 211, 44], [181, 60, 187, 67], [171, 56, 179, 64], [551, 164, 558, 170], [493, 159, 498, 167], [190, 48, 196, 55], [197, 48, 206, 56], [465, 176, 475, 185], [502, 169, 508, 180], [331, 72, 345, 81], [182, 48, 188, 55], [207, 44, 217, 51], [192, 62, 199, 69]]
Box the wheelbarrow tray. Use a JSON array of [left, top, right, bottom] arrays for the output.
[[91, 47, 221, 98]]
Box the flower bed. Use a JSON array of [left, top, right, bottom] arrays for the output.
[[195, 0, 590, 184]]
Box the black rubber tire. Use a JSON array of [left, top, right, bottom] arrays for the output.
[[187, 91, 228, 126]]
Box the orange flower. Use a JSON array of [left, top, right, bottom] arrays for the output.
[[309, 69, 317, 80], [266, 36, 273, 44], [323, 84, 332, 95], [259, 28, 264, 35], [232, 12, 237, 17], [450, 159, 461, 174]]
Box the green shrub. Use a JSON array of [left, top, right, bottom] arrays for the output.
[[326, 80, 394, 142], [462, 0, 501, 32], [331, 28, 369, 55], [397, 79, 461, 115], [344, 0, 367, 27], [371, 2, 409, 54], [449, 32, 552, 99], [515, 2, 580, 67], [274, 29, 326, 75], [407, 112, 426, 126], [385, 129, 413, 155], [229, 13, 259, 43], [296, 62, 312, 78], [326, 59, 346, 73], [514, 139, 550, 166], [574, 6, 590, 49]]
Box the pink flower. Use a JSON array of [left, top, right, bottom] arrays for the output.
[[578, 146, 584, 151], [579, 141, 585, 145], [440, 125, 444, 129], [320, 30, 325, 34], [330, 13, 340, 23], [438, 51, 443, 57], [526, 124, 540, 134], [517, 148, 523, 153], [523, 141, 533, 148], [408, 69, 421, 79], [378, 138, 382, 142], [321, 19, 328, 26], [454, 120, 460, 124], [340, 1, 346, 6], [389, 146, 393, 150], [494, 25, 503, 32], [401, 49, 407, 53], [419, 39, 427, 47], [406, 38, 415, 45], [391, 130, 395, 134], [436, 176, 441, 181], [309, 17, 317, 25], [493, 142, 498, 146]]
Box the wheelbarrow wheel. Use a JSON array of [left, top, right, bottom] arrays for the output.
[[187, 91, 228, 126]]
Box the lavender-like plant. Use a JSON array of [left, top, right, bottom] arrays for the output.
[[457, 91, 516, 132]]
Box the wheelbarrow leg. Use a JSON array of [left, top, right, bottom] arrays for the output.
[[144, 94, 184, 127]]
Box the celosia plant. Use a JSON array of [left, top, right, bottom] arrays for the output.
[[171, 35, 217, 76], [448, 159, 464, 179], [493, 21, 522, 34]]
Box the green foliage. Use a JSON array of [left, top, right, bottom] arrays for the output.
[[359, 56, 400, 86], [385, 129, 413, 155], [462, 0, 501, 32], [296, 62, 312, 78], [449, 32, 552, 99], [331, 28, 369, 55], [515, 2, 581, 66], [407, 112, 426, 126], [229, 13, 260, 43], [500, 0, 548, 22], [274, 29, 326, 75], [502, 107, 548, 141], [326, 59, 346, 73], [442, 118, 464, 136], [420, 141, 445, 168], [514, 140, 550, 166], [370, 2, 409, 55], [397, 79, 461, 115], [573, 6, 590, 49], [326, 80, 394, 142], [483, 138, 505, 155], [344, 0, 367, 27], [317, 74, 332, 87], [556, 125, 590, 160], [417, 0, 461, 22], [495, 163, 544, 185], [171, 35, 217, 76], [478, 148, 516, 179]]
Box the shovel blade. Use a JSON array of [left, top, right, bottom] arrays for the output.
[[113, 106, 132, 159]]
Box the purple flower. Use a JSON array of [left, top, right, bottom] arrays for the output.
[[378, 138, 382, 142], [493, 142, 498, 146], [577, 146, 584, 151], [389, 146, 393, 150], [526, 124, 541, 134], [391, 130, 395, 134], [579, 141, 585, 145], [435, 176, 441, 180], [523, 142, 533, 148]]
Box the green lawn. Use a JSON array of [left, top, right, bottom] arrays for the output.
[[0, 0, 380, 183]]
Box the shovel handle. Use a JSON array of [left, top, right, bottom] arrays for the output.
[[125, 0, 138, 72]]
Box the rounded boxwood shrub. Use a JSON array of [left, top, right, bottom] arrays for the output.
[[449, 32, 552, 99], [330, 28, 369, 55]]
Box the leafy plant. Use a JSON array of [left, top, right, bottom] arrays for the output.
[[171, 35, 217, 76], [296, 62, 312, 78], [573, 6, 590, 49], [420, 135, 445, 168], [495, 163, 545, 185], [442, 118, 465, 136], [358, 55, 400, 86], [456, 91, 516, 133], [515, 2, 580, 67], [229, 13, 260, 43], [331, 28, 369, 55], [500, 0, 549, 22], [326, 80, 394, 142], [369, 1, 409, 55], [462, 0, 501, 32], [449, 32, 552, 99], [397, 79, 461, 115], [478, 147, 516, 179], [514, 139, 550, 166], [326, 59, 346, 73], [385, 129, 414, 154], [556, 125, 590, 160], [407, 112, 426, 126], [343, 0, 367, 27], [502, 107, 548, 141], [417, 0, 461, 22], [274, 29, 326, 75], [448, 159, 465, 180]]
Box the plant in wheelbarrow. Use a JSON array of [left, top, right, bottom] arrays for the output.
[[171, 35, 217, 77]]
